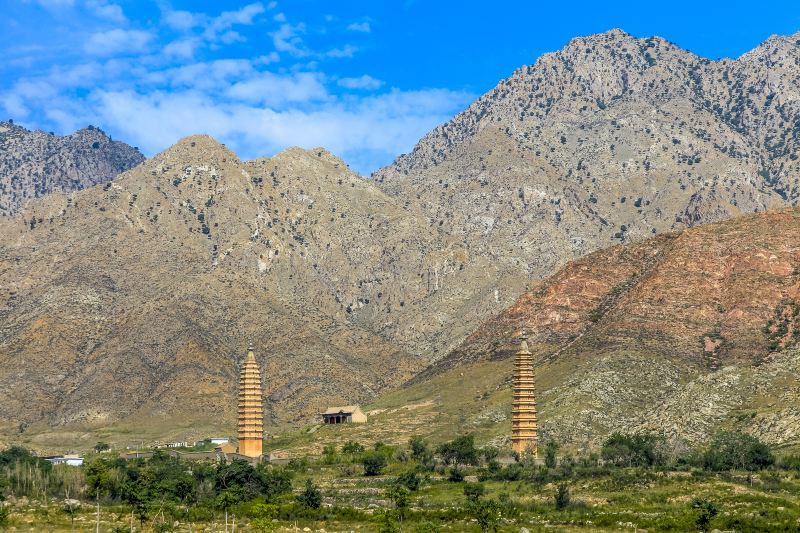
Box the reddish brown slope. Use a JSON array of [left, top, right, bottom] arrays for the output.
[[423, 208, 800, 380]]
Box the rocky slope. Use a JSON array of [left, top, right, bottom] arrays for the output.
[[407, 208, 800, 450], [373, 29, 800, 356], [0, 121, 144, 216], [0, 136, 439, 442]]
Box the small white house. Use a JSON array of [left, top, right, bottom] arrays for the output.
[[209, 438, 229, 445], [45, 455, 84, 466]]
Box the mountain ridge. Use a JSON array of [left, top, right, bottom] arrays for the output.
[[0, 121, 145, 216]]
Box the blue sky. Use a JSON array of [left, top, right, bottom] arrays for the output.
[[2, 0, 799, 174]]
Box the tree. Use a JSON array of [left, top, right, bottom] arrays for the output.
[[215, 488, 243, 532], [93, 441, 110, 453], [362, 450, 387, 476], [122, 482, 148, 529], [296, 479, 322, 509], [437, 435, 479, 467], [386, 484, 410, 522], [463, 482, 485, 502], [544, 440, 559, 469], [691, 498, 718, 532], [467, 498, 501, 533], [342, 441, 365, 455], [702, 432, 774, 471], [409, 436, 428, 460], [397, 469, 422, 491], [554, 484, 570, 510], [601, 432, 665, 467], [249, 503, 278, 532]]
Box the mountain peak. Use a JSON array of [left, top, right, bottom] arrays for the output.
[[154, 134, 240, 165], [269, 146, 351, 171]]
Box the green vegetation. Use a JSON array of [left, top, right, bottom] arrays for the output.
[[2, 431, 800, 531]]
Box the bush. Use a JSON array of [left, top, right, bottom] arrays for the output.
[[544, 440, 559, 468], [447, 467, 464, 482], [463, 482, 485, 502], [467, 498, 501, 532], [362, 451, 387, 476], [691, 498, 718, 531], [396, 470, 422, 491], [702, 432, 774, 471], [437, 435, 480, 466], [554, 483, 570, 510], [296, 479, 322, 509], [342, 441, 364, 455], [409, 436, 428, 460], [601, 432, 666, 467]]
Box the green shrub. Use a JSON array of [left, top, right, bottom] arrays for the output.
[[702, 432, 774, 471], [601, 432, 666, 467], [396, 470, 422, 491], [342, 441, 365, 455], [447, 467, 464, 482], [463, 482, 485, 502], [437, 435, 480, 466], [544, 440, 559, 468], [362, 451, 387, 476], [691, 498, 718, 531], [555, 483, 570, 510], [296, 479, 322, 509]]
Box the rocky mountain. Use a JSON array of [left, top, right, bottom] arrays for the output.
[[404, 208, 800, 450], [5, 29, 800, 446], [373, 29, 800, 357], [0, 135, 446, 444], [0, 121, 144, 216]]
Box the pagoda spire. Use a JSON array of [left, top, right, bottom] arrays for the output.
[[511, 329, 538, 456], [237, 344, 264, 458]]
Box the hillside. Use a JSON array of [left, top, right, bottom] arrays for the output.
[[373, 209, 800, 452], [372, 29, 800, 358], [0, 135, 442, 446], [0, 121, 144, 216]]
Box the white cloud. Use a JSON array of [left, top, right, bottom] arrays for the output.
[[3, 2, 474, 174], [227, 72, 328, 106], [29, 0, 75, 9], [346, 22, 371, 33], [205, 2, 265, 39], [84, 29, 153, 56], [85, 0, 126, 23], [338, 75, 383, 90], [163, 10, 202, 31], [82, 85, 472, 173], [326, 45, 357, 58], [163, 38, 200, 60], [270, 22, 307, 56]]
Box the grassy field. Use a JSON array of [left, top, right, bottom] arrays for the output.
[[3, 446, 800, 532]]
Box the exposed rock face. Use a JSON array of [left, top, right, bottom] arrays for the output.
[[422, 209, 800, 448], [0, 122, 144, 216], [374, 29, 800, 358]]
